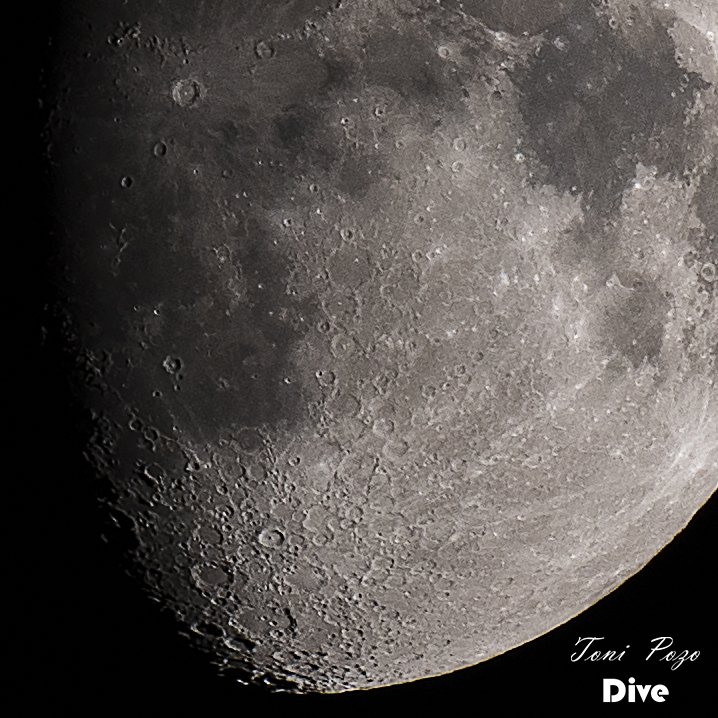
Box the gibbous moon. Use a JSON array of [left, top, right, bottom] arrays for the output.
[[44, 0, 717, 693]]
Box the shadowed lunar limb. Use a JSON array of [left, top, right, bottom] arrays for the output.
[[44, 0, 717, 693]]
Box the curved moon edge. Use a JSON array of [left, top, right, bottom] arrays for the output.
[[41, 0, 717, 693]]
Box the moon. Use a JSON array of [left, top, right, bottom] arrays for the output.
[[43, 0, 717, 693]]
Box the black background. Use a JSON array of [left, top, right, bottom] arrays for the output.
[[13, 5, 715, 715]]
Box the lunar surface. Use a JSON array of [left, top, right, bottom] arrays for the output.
[[42, 0, 717, 693]]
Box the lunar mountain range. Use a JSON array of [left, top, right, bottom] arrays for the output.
[[42, 0, 717, 693]]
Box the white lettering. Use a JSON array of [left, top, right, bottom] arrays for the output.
[[602, 678, 669, 703]]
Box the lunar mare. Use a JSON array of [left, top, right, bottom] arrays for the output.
[[44, 0, 717, 693]]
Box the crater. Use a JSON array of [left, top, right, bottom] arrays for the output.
[[511, 4, 707, 218]]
